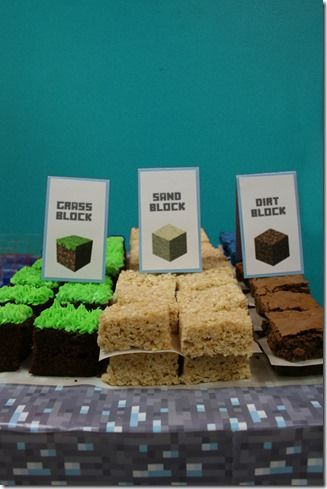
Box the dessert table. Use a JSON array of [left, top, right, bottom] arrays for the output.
[[0, 249, 323, 485], [0, 354, 323, 486]]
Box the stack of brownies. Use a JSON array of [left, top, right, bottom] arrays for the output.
[[249, 275, 323, 362]]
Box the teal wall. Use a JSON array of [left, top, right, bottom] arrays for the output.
[[0, 0, 323, 303]]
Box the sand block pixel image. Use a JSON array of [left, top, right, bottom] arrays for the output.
[[254, 228, 289, 266], [152, 224, 187, 262], [56, 235, 93, 272]]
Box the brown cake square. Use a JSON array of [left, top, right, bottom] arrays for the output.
[[255, 291, 320, 316], [0, 305, 34, 371], [249, 275, 309, 299], [266, 308, 323, 361], [30, 328, 100, 377]]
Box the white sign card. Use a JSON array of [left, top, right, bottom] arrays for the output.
[[236, 171, 303, 277], [42, 176, 109, 282], [138, 167, 202, 273]]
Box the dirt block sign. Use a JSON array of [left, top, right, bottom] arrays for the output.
[[236, 171, 303, 278]]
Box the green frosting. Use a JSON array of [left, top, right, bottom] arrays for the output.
[[31, 258, 43, 270], [34, 301, 101, 334], [105, 236, 125, 276], [0, 285, 53, 306], [0, 303, 33, 325], [56, 278, 113, 305], [10, 266, 58, 289], [57, 235, 92, 251]]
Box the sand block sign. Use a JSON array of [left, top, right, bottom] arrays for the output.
[[138, 168, 201, 273]]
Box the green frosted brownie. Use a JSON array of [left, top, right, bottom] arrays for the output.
[[56, 277, 113, 309], [0, 303, 34, 371], [10, 266, 59, 289], [0, 284, 54, 315], [31, 258, 43, 270], [105, 236, 125, 278], [31, 302, 102, 376]]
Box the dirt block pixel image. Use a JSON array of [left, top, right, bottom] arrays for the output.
[[152, 224, 187, 262], [56, 235, 93, 272], [254, 228, 289, 266]]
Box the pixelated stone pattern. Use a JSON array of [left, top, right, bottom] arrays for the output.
[[255, 228, 290, 266], [152, 224, 187, 262], [0, 383, 323, 485]]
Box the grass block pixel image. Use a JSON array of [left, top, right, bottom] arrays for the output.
[[56, 235, 93, 272], [152, 224, 187, 262], [254, 228, 289, 266]]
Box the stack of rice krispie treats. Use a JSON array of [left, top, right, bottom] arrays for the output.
[[176, 268, 252, 384], [98, 229, 253, 386], [98, 269, 180, 386]]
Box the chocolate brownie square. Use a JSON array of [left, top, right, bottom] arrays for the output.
[[0, 304, 34, 371], [249, 275, 309, 299], [255, 291, 320, 316], [31, 328, 100, 376], [266, 308, 323, 361], [31, 303, 101, 376]]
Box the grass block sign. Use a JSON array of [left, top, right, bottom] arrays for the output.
[[138, 167, 201, 273], [43, 176, 109, 282], [236, 172, 303, 278]]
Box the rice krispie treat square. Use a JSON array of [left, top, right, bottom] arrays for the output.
[[102, 352, 180, 386], [127, 248, 139, 271], [177, 283, 247, 314], [202, 242, 229, 270], [181, 354, 251, 384], [179, 308, 253, 358], [116, 290, 179, 333], [177, 268, 236, 292], [98, 302, 174, 352], [114, 271, 178, 332], [115, 270, 176, 295], [200, 228, 210, 243]]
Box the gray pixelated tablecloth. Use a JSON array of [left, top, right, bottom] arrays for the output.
[[0, 383, 323, 486]]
